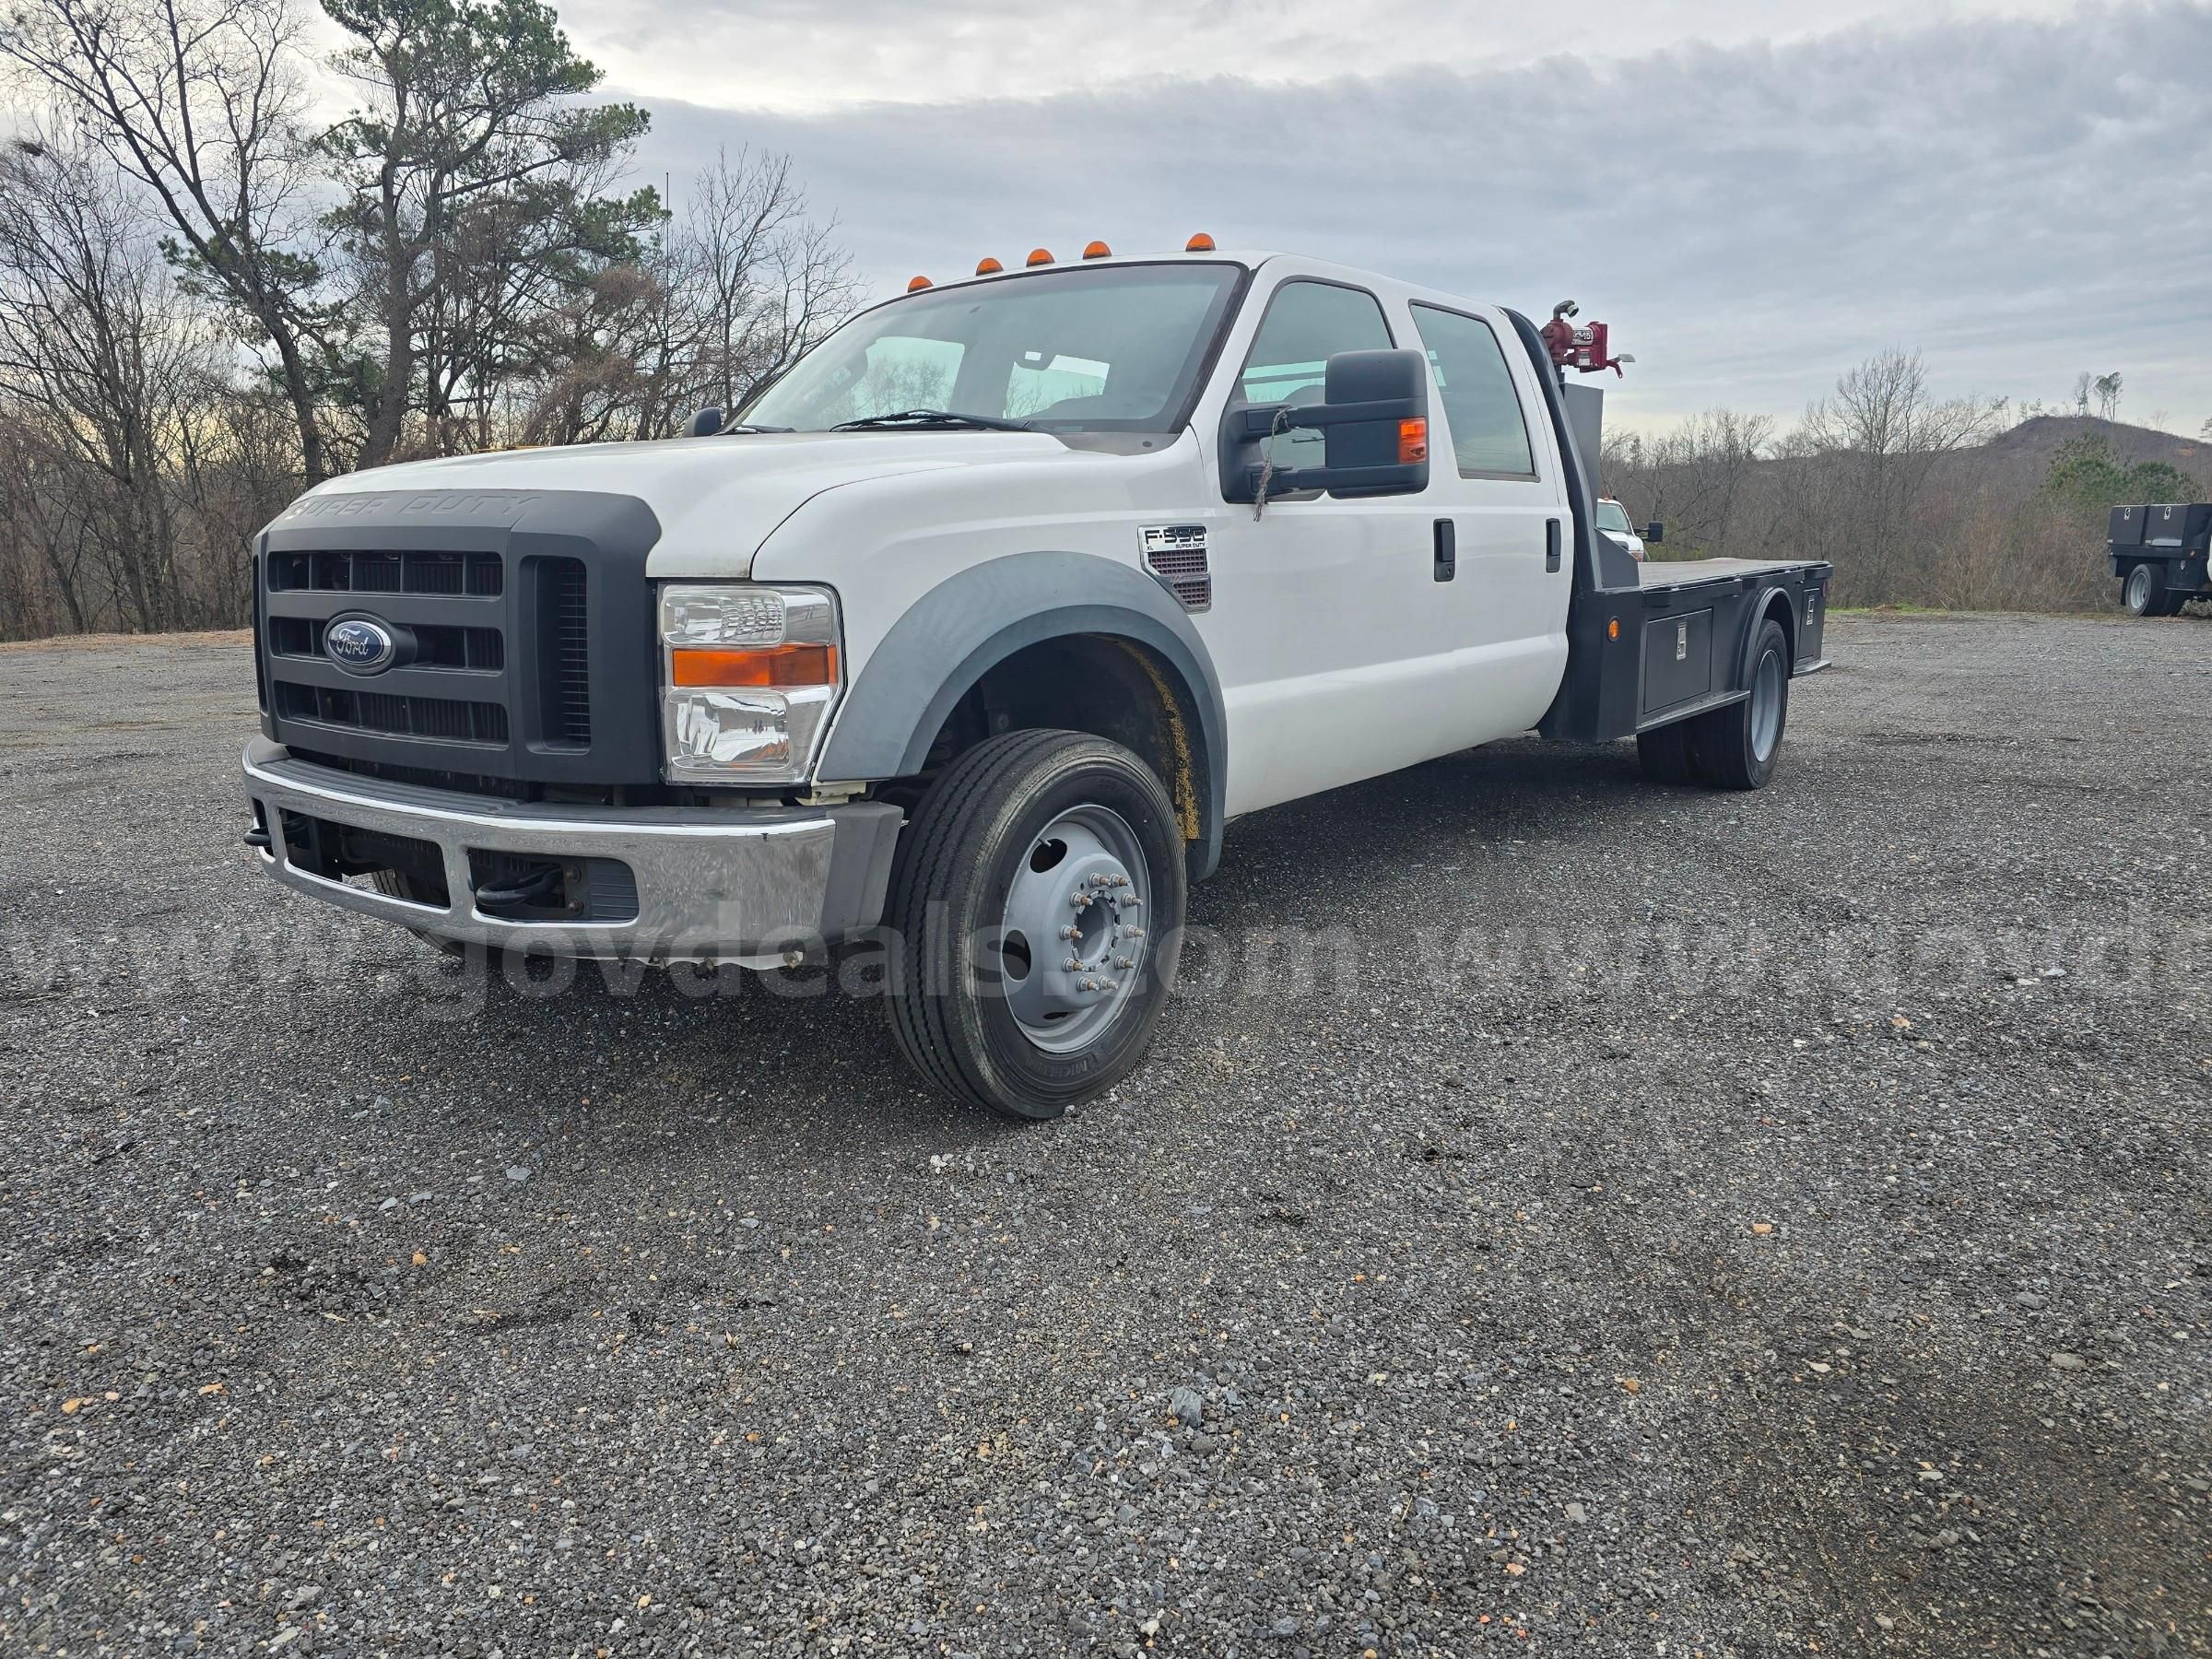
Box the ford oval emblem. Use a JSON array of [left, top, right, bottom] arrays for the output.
[[325, 617, 398, 676]]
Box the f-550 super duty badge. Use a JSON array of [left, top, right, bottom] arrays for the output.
[[1140, 524, 1210, 612]]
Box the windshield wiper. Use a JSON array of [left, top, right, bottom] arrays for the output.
[[716, 421, 794, 434], [831, 407, 1033, 433]]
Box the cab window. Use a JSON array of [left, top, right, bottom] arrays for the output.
[[1408, 303, 1537, 479], [1236, 280, 1394, 470]]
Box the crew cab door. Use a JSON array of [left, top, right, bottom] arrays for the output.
[[1402, 300, 1571, 722], [1197, 276, 1567, 817]]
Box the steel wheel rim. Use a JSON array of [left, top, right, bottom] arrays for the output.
[[995, 803, 1150, 1054], [1750, 648, 1784, 761], [2126, 566, 2150, 611]]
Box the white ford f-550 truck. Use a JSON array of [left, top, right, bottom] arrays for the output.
[[241, 241, 1830, 1119]]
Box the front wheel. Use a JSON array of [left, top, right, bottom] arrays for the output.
[[884, 730, 1188, 1121]]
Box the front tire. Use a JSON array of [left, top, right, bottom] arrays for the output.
[[885, 730, 1187, 1121]]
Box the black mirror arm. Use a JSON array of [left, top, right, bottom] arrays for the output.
[[1244, 463, 1411, 495], [1234, 398, 1420, 439]]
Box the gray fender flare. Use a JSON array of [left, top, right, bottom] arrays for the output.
[[818, 551, 1229, 880], [1737, 583, 1799, 685]]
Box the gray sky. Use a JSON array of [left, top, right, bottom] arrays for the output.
[[582, 0, 2211, 434]]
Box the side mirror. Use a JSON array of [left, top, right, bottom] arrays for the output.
[[1643, 521, 1665, 545], [687, 407, 724, 438], [1220, 347, 1431, 503]]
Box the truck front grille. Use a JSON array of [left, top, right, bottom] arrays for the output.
[[254, 489, 659, 793]]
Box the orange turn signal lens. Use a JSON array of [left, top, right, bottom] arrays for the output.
[[670, 643, 839, 689], [906, 275, 931, 291], [1184, 232, 1216, 252], [975, 256, 1003, 275], [1026, 247, 1053, 266], [1082, 240, 1112, 259], [1397, 418, 1429, 465], [1607, 618, 1621, 641]]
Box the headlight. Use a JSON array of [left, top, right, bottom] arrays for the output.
[[659, 583, 841, 785]]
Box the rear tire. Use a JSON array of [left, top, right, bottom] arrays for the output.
[[1688, 618, 1792, 790], [2124, 562, 2163, 617], [1635, 722, 1699, 784], [885, 729, 1187, 1121]]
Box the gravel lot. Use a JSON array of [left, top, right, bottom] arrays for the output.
[[2, 612, 2207, 1657]]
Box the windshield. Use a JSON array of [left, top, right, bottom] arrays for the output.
[[1594, 500, 1633, 535], [738, 263, 1242, 434]]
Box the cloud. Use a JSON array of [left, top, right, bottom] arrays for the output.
[[568, 0, 2087, 114], [618, 1, 2212, 429]]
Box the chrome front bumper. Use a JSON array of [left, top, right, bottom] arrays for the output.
[[241, 738, 900, 965]]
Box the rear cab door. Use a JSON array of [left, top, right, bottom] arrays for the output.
[[1394, 291, 1574, 725], [1193, 261, 1571, 817]]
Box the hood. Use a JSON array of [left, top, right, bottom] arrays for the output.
[[287, 429, 1094, 569]]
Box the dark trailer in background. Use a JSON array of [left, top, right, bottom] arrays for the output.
[[2110, 503, 2212, 617]]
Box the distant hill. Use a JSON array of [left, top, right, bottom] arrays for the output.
[[1945, 415, 2211, 496]]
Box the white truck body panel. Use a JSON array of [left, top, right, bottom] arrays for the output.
[[285, 253, 1588, 821]]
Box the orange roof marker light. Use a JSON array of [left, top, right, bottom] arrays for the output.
[[1184, 232, 1216, 252], [906, 275, 932, 291], [1082, 240, 1112, 259], [975, 256, 1004, 275], [1026, 247, 1054, 267]]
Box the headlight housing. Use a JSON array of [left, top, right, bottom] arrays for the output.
[[659, 583, 841, 785]]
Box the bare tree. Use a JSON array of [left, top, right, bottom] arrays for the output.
[[1781, 348, 2005, 590], [1612, 407, 1775, 558], [1, 0, 336, 480], [679, 147, 856, 417], [0, 130, 220, 629]]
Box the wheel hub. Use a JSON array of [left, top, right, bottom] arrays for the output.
[[997, 806, 1149, 1053]]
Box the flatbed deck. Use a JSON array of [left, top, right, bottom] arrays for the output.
[[1636, 556, 1827, 589]]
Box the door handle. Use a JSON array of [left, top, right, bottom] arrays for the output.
[[1546, 519, 1562, 573], [1432, 518, 1455, 582]]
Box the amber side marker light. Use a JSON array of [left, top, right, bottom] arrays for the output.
[[670, 644, 840, 689], [1607, 618, 1621, 641], [906, 275, 931, 291], [1026, 247, 1054, 266], [1185, 232, 1216, 252], [1082, 240, 1112, 259], [1396, 418, 1429, 465], [975, 256, 1004, 275]]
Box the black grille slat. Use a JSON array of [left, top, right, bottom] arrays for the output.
[[351, 553, 403, 592], [542, 559, 592, 747], [275, 680, 508, 746], [266, 617, 501, 671], [268, 550, 503, 597]]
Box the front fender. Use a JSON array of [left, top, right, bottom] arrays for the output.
[[817, 551, 1228, 879]]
